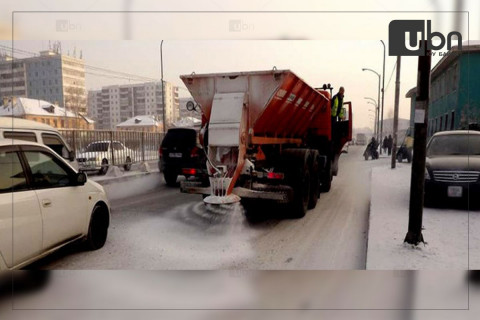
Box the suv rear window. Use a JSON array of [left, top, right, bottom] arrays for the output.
[[161, 129, 197, 148]]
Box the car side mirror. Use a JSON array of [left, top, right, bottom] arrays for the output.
[[69, 150, 76, 162], [76, 172, 87, 185]]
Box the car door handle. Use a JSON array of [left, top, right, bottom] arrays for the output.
[[42, 199, 52, 207]]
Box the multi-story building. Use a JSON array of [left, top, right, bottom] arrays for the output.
[[0, 50, 86, 114], [0, 55, 27, 99], [406, 43, 480, 136], [88, 81, 179, 130]]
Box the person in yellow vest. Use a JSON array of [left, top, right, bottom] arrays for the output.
[[331, 87, 345, 121]]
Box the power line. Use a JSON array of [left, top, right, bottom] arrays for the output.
[[384, 60, 397, 93], [0, 44, 159, 83]]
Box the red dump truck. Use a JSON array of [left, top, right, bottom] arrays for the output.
[[180, 69, 352, 218]]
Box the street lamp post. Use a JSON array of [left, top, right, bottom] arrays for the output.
[[362, 68, 381, 145], [365, 97, 378, 138], [380, 40, 386, 156]]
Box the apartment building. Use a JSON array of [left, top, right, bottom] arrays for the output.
[[0, 50, 87, 114], [88, 81, 179, 130]]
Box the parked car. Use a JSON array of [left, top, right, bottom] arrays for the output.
[[159, 127, 207, 186], [425, 131, 480, 207], [0, 117, 77, 169], [77, 140, 133, 175], [0, 139, 110, 270]]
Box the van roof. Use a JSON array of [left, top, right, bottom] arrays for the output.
[[0, 138, 48, 148], [0, 117, 59, 132]]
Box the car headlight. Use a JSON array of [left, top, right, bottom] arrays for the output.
[[425, 169, 430, 180]]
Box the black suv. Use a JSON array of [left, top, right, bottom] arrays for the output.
[[159, 128, 207, 186], [425, 130, 480, 207]]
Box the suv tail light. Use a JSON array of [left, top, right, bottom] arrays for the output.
[[182, 168, 197, 175], [159, 147, 163, 157]]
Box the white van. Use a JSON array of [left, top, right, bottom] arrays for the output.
[[0, 117, 78, 169]]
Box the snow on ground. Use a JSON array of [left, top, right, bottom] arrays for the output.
[[367, 164, 480, 269]]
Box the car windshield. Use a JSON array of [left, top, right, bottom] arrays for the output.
[[85, 142, 109, 152], [162, 129, 197, 148], [427, 134, 480, 156]]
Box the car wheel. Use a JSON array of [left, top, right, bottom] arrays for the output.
[[99, 158, 109, 175], [164, 171, 178, 186], [124, 156, 132, 171], [85, 204, 109, 250]]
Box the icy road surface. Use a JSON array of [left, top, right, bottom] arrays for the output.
[[33, 146, 386, 270]]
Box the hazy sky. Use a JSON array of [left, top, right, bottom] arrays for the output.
[[0, 0, 474, 130], [2, 39, 446, 130]]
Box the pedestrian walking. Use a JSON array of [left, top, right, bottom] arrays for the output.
[[387, 134, 393, 155], [382, 136, 388, 154]]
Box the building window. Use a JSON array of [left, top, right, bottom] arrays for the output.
[[451, 111, 455, 130], [444, 113, 449, 131]]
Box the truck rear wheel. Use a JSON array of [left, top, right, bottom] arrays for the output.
[[308, 150, 320, 209], [320, 159, 333, 192], [282, 149, 311, 219]]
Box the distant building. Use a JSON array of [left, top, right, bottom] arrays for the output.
[[115, 115, 162, 132], [0, 49, 87, 114], [178, 97, 202, 122], [0, 97, 93, 129], [406, 43, 480, 137], [88, 81, 179, 130]]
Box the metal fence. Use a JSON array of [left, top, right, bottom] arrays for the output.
[[59, 129, 164, 169]]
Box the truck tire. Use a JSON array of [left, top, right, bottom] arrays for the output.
[[282, 149, 311, 219], [320, 159, 333, 192], [308, 150, 321, 209]]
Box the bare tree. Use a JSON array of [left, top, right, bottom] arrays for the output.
[[64, 86, 86, 129]]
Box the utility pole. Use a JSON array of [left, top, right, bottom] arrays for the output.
[[404, 41, 431, 246], [160, 40, 166, 135], [391, 57, 401, 169], [380, 40, 386, 156]]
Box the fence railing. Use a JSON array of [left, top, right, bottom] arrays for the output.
[[59, 129, 164, 169]]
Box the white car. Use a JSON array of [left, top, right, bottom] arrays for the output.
[[0, 139, 110, 270], [76, 140, 134, 175]]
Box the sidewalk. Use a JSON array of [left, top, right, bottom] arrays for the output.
[[366, 164, 480, 270]]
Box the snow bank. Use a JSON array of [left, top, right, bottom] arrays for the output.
[[367, 164, 480, 269]]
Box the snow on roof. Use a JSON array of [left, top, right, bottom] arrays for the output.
[[116, 115, 159, 127], [173, 117, 202, 128], [0, 97, 77, 118]]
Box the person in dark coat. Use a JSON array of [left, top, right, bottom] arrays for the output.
[[382, 136, 388, 154], [387, 134, 393, 155]]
